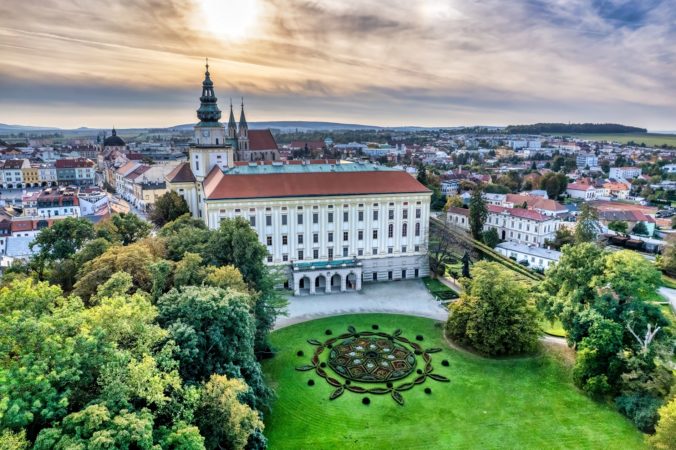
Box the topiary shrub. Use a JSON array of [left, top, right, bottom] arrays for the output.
[[424, 387, 432, 394], [416, 369, 423, 375], [308, 379, 315, 386], [386, 382, 393, 388], [345, 380, 351, 385], [416, 335, 424, 341], [320, 362, 327, 368], [441, 360, 449, 367], [372, 324, 379, 330], [297, 350, 304, 357], [362, 397, 371, 405], [325, 329, 332, 335]]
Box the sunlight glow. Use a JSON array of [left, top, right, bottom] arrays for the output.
[[197, 0, 260, 41]]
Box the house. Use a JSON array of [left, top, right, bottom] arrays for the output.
[[609, 167, 642, 180], [567, 181, 597, 200], [446, 205, 558, 247], [495, 241, 561, 271], [503, 194, 567, 217]]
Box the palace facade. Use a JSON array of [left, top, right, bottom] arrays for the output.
[[166, 63, 432, 294]]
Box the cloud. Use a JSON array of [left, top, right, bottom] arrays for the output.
[[0, 0, 674, 128]]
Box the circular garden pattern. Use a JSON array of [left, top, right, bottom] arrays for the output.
[[296, 325, 449, 405]]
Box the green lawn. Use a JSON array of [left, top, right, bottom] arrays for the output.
[[569, 133, 676, 148], [661, 274, 676, 289], [262, 314, 644, 450], [422, 276, 459, 300], [541, 319, 567, 337]]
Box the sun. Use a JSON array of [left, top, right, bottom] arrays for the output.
[[197, 0, 260, 42]]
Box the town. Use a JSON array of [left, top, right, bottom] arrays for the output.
[[1, 0, 675, 449]]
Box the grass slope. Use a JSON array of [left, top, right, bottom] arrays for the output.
[[263, 314, 644, 450]]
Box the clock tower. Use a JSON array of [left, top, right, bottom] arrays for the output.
[[190, 59, 234, 181]]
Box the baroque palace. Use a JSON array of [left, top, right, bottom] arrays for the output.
[[166, 63, 431, 295]]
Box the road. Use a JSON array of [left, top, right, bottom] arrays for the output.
[[658, 287, 676, 313]]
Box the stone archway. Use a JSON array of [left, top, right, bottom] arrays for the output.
[[330, 273, 342, 291], [315, 275, 327, 293], [346, 273, 358, 290], [299, 276, 312, 295]]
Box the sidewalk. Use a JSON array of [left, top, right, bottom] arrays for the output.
[[438, 276, 464, 293]]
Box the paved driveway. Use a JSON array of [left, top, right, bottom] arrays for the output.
[[275, 279, 448, 329]]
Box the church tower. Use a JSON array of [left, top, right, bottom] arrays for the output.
[[190, 59, 233, 180]]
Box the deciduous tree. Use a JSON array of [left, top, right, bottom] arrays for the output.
[[149, 192, 190, 227]]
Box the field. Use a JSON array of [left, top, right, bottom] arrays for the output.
[[569, 133, 676, 147], [262, 314, 644, 450]]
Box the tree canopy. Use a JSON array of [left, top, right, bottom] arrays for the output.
[[149, 191, 191, 227], [446, 261, 541, 356]]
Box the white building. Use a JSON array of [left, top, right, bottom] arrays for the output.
[[662, 164, 676, 174], [166, 63, 432, 295], [495, 241, 561, 271], [566, 182, 597, 200], [576, 153, 598, 169], [446, 205, 558, 247], [609, 166, 642, 179]]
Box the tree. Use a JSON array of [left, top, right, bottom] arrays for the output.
[[206, 218, 268, 289], [658, 237, 676, 277], [544, 228, 575, 250], [159, 214, 212, 261], [196, 375, 264, 450], [633, 221, 649, 236], [96, 213, 152, 245], [416, 164, 429, 186], [149, 191, 190, 227], [157, 286, 271, 408], [468, 188, 487, 240], [608, 220, 628, 234], [446, 261, 540, 356], [204, 265, 249, 293], [575, 203, 599, 244], [31, 217, 95, 265], [481, 227, 500, 248], [648, 397, 676, 449], [443, 195, 463, 212], [173, 252, 207, 288], [73, 241, 160, 302]]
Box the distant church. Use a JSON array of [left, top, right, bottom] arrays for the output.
[[192, 61, 279, 163]]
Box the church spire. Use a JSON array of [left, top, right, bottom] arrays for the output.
[[196, 58, 221, 124], [227, 98, 237, 138], [238, 97, 248, 135]]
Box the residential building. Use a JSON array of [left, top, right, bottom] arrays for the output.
[[609, 166, 642, 179], [22, 165, 40, 187], [0, 159, 29, 188], [55, 158, 96, 186], [566, 181, 597, 200], [576, 153, 598, 169], [495, 241, 561, 271], [447, 205, 558, 247]]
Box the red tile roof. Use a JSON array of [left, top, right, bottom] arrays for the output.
[[248, 130, 278, 151], [55, 158, 94, 169], [488, 205, 552, 222], [567, 182, 595, 191], [11, 220, 33, 232], [447, 206, 469, 216], [166, 162, 196, 183], [204, 170, 430, 200], [505, 194, 566, 212]]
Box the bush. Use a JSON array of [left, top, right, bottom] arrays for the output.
[[325, 329, 332, 335], [416, 369, 423, 375], [362, 397, 370, 405], [441, 360, 449, 367], [372, 324, 379, 330], [424, 388, 432, 394], [320, 362, 326, 368], [307, 379, 315, 386], [616, 394, 663, 432], [296, 350, 304, 357], [415, 335, 424, 341]]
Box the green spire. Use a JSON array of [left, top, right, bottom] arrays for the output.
[[196, 58, 221, 124]]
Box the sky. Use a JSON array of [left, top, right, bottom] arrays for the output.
[[0, 0, 675, 130]]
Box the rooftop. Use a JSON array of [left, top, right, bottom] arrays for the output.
[[496, 241, 561, 260], [225, 161, 395, 175]]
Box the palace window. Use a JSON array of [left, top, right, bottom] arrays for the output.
[[388, 224, 394, 238]]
